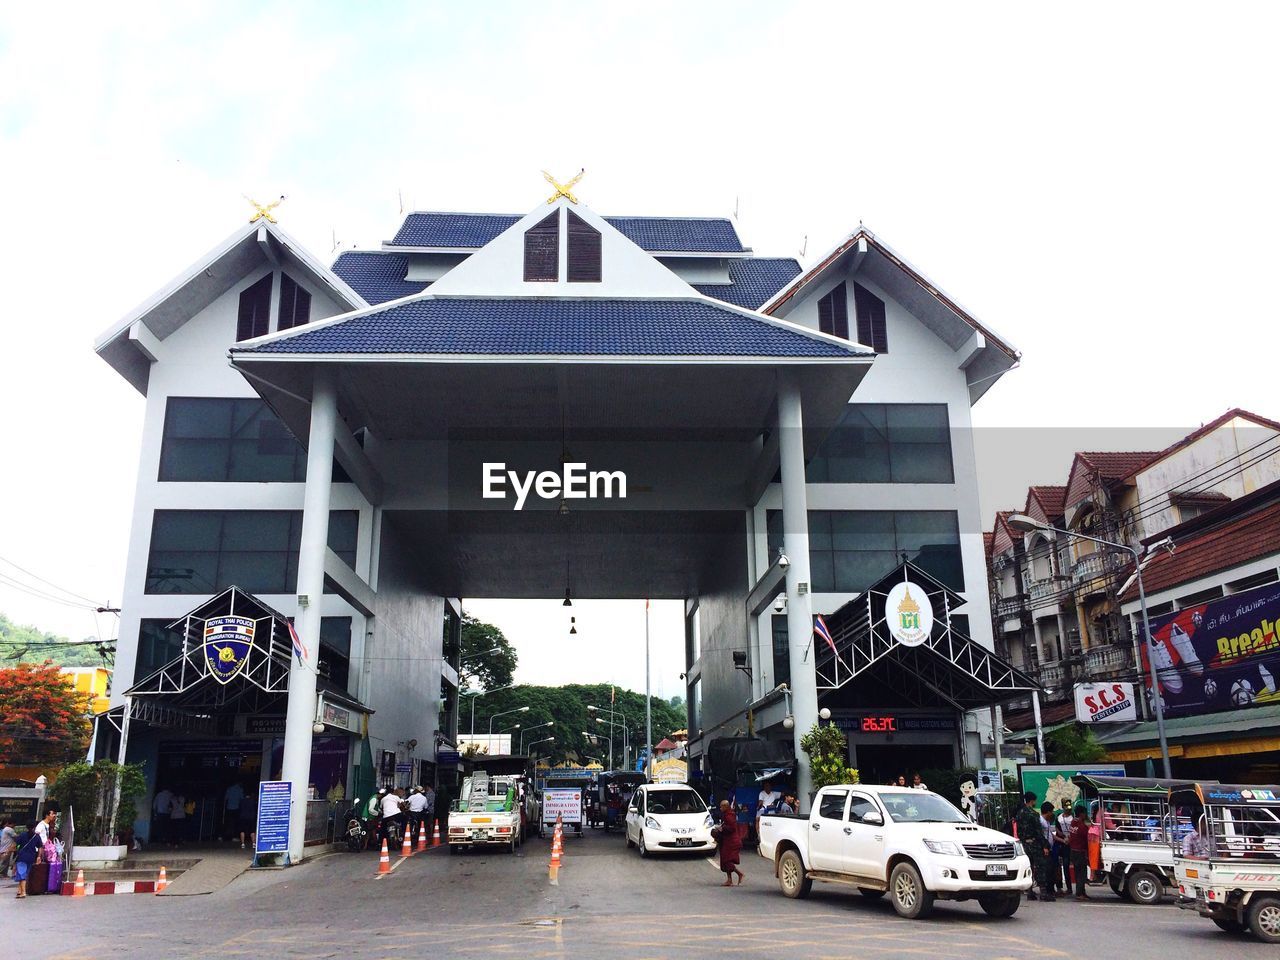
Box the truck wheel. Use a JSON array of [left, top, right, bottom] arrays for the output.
[[1213, 916, 1245, 934], [1127, 869, 1162, 905], [778, 849, 811, 899], [979, 892, 1021, 918], [1108, 873, 1129, 899], [1248, 897, 1280, 943], [858, 887, 886, 899], [890, 862, 935, 919]]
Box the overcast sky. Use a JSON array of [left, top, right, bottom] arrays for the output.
[[1, 3, 1276, 697]]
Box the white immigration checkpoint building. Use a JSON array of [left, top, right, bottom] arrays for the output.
[[95, 179, 1029, 860]]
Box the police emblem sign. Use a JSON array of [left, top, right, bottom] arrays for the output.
[[204, 615, 254, 683]]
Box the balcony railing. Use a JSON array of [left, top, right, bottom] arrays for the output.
[[1037, 661, 1065, 688], [1083, 643, 1133, 677], [1072, 550, 1125, 590], [1028, 577, 1068, 606]]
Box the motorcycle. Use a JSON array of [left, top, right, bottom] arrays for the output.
[[344, 799, 369, 852]]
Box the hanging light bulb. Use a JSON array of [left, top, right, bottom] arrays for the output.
[[563, 586, 572, 607], [569, 616, 577, 636]]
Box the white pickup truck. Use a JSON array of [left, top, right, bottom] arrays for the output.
[[759, 784, 1032, 919], [448, 772, 524, 854]]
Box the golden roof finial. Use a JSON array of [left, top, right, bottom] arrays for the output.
[[897, 587, 921, 615], [245, 194, 287, 224], [541, 169, 585, 205]]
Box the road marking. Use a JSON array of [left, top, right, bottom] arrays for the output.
[[373, 854, 409, 878]]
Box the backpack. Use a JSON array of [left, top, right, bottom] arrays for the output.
[[16, 830, 42, 865]]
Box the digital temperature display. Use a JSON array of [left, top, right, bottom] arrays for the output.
[[860, 715, 897, 732]]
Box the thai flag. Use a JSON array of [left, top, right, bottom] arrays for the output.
[[287, 620, 309, 666], [814, 615, 838, 656]]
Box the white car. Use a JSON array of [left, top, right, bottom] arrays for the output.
[[759, 785, 1032, 919], [625, 784, 715, 857]]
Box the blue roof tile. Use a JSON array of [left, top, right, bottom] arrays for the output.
[[331, 251, 429, 305], [233, 298, 862, 359], [390, 213, 744, 253], [695, 258, 802, 310]]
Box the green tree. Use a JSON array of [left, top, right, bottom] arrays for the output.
[[0, 661, 92, 766], [0, 612, 111, 668], [1045, 723, 1109, 764], [48, 761, 147, 844], [800, 722, 859, 791], [459, 614, 518, 690]]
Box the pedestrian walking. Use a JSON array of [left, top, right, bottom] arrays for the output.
[[1037, 802, 1059, 901], [423, 784, 436, 836], [712, 800, 745, 886], [223, 781, 246, 844], [168, 790, 187, 848], [152, 785, 174, 847], [12, 824, 42, 900], [1014, 792, 1052, 901], [0, 818, 17, 878], [1067, 802, 1091, 900]]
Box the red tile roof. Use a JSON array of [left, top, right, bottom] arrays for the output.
[[1120, 495, 1280, 601], [1027, 485, 1066, 520], [983, 532, 995, 558], [1122, 408, 1280, 483], [1004, 700, 1077, 731], [1079, 451, 1160, 481]]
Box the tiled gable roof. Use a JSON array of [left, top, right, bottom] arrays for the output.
[[1078, 451, 1159, 481], [1121, 408, 1280, 482], [694, 258, 802, 310], [1119, 492, 1280, 601], [1027, 485, 1066, 521], [232, 297, 865, 359], [389, 212, 745, 253], [331, 251, 429, 305]]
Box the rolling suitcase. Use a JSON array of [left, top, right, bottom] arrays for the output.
[[47, 860, 63, 894], [28, 861, 49, 895]]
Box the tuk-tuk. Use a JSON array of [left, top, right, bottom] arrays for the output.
[[1171, 781, 1280, 942], [1072, 773, 1208, 904], [598, 772, 646, 832]]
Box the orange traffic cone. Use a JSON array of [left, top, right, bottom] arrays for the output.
[[378, 838, 391, 874], [417, 821, 428, 852], [401, 827, 412, 858], [72, 869, 86, 897], [155, 865, 168, 893], [431, 821, 442, 847]]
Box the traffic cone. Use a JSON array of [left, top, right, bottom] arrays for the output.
[[417, 821, 427, 852], [155, 866, 168, 893], [378, 838, 391, 874], [431, 820, 442, 848], [72, 869, 86, 897], [401, 827, 412, 858]]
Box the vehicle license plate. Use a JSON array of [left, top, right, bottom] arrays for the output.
[[985, 864, 1008, 877], [676, 837, 692, 847]]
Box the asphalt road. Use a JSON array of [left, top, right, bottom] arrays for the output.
[[8, 830, 1280, 960]]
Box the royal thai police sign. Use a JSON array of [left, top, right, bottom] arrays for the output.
[[204, 615, 254, 683]]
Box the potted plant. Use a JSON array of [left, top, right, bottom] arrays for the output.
[[48, 761, 147, 866], [800, 722, 859, 801]]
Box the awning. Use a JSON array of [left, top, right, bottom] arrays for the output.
[[817, 561, 1040, 711], [1095, 702, 1280, 762], [106, 587, 371, 734]]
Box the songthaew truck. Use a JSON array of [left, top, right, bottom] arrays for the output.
[[449, 772, 524, 854]]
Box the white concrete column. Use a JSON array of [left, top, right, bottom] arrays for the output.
[[282, 367, 337, 862], [777, 372, 818, 810]]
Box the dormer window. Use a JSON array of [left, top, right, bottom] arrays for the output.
[[277, 273, 312, 331], [523, 211, 559, 281], [853, 282, 888, 353], [236, 273, 273, 341], [817, 283, 849, 339], [567, 210, 601, 283]]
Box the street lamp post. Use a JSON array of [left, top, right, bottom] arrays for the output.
[[528, 736, 555, 761], [488, 705, 530, 738], [591, 711, 630, 770], [1007, 513, 1172, 778], [462, 682, 513, 738], [519, 721, 554, 753]]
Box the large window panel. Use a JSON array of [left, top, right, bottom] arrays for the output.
[[136, 618, 186, 678], [146, 509, 359, 594], [771, 615, 790, 687], [808, 403, 952, 484], [766, 509, 963, 593]]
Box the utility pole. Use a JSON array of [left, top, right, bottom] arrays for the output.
[[645, 598, 652, 779]]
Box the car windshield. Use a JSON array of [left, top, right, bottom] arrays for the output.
[[645, 790, 706, 815], [879, 792, 968, 824]]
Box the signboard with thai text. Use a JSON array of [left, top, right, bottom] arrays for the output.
[[255, 780, 292, 857]]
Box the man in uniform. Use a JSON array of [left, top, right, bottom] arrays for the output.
[[1014, 791, 1053, 901]]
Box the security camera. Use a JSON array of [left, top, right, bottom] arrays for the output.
[[407, 739, 418, 750], [777, 553, 790, 568], [773, 594, 787, 613]]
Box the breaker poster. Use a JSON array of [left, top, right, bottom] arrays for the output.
[[1141, 581, 1280, 718]]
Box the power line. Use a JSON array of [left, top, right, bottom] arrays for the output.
[[0, 554, 104, 607], [0, 572, 100, 611]]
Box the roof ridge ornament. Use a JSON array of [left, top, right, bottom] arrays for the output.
[[541, 169, 584, 205], [245, 194, 287, 224]]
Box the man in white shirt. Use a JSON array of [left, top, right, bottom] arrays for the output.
[[406, 786, 429, 842], [153, 787, 174, 846], [756, 779, 782, 835], [380, 788, 405, 844]]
